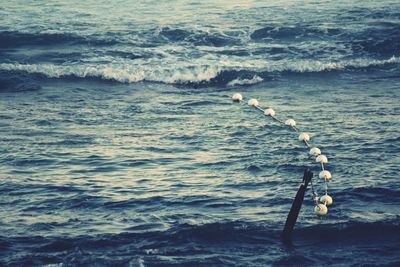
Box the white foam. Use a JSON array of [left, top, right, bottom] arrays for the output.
[[227, 75, 263, 86], [0, 56, 397, 85], [264, 56, 399, 73], [0, 63, 221, 84]]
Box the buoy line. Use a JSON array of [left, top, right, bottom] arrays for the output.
[[232, 93, 333, 216]]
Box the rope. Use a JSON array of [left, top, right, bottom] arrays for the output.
[[232, 94, 333, 216]]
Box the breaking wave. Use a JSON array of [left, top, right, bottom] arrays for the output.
[[0, 56, 398, 86], [227, 75, 264, 86]]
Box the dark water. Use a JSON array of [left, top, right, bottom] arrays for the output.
[[1, 1, 400, 266]]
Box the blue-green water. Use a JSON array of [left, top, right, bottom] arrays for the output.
[[1, 1, 400, 266]]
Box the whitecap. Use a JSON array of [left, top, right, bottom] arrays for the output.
[[227, 75, 264, 86]]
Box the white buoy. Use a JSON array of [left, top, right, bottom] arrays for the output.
[[285, 119, 296, 127], [248, 98, 259, 106], [264, 108, 275, 116], [309, 147, 321, 156], [232, 93, 243, 102], [320, 195, 333, 206], [298, 132, 310, 142], [316, 155, 328, 164], [314, 204, 328, 216], [319, 170, 332, 180]]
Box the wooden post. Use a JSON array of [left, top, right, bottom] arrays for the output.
[[282, 169, 313, 242]]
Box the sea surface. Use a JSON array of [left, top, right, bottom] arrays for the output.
[[1, 1, 400, 266]]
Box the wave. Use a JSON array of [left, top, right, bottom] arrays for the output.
[[265, 55, 399, 72], [164, 219, 400, 245], [358, 34, 400, 57], [1, 219, 399, 266], [0, 31, 119, 48], [0, 28, 241, 50], [157, 27, 242, 47], [250, 25, 341, 41], [3, 219, 400, 250], [296, 219, 400, 241], [0, 63, 221, 84], [334, 186, 400, 203], [227, 75, 264, 86], [0, 56, 398, 87], [0, 31, 81, 48], [0, 70, 41, 92]]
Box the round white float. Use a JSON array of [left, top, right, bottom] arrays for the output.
[[316, 155, 328, 164], [285, 119, 296, 127], [314, 204, 328, 216], [309, 147, 321, 156], [264, 108, 275, 116], [248, 98, 259, 106], [320, 195, 333, 206], [298, 132, 310, 142], [319, 170, 332, 180], [232, 93, 243, 102]]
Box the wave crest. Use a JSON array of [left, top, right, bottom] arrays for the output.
[[0, 56, 397, 86], [0, 63, 221, 85], [227, 75, 264, 86]]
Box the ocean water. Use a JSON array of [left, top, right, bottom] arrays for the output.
[[1, 0, 400, 266]]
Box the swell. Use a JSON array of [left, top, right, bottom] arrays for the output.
[[334, 186, 400, 203], [296, 219, 400, 242], [0, 28, 241, 50], [3, 21, 398, 53], [158, 27, 242, 47], [251, 22, 400, 56], [1, 219, 399, 265], [250, 25, 342, 41], [352, 22, 400, 56], [0, 70, 41, 92], [0, 56, 398, 88], [2, 219, 399, 245], [0, 31, 118, 48]]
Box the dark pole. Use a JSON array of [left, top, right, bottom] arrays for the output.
[[281, 169, 313, 242]]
